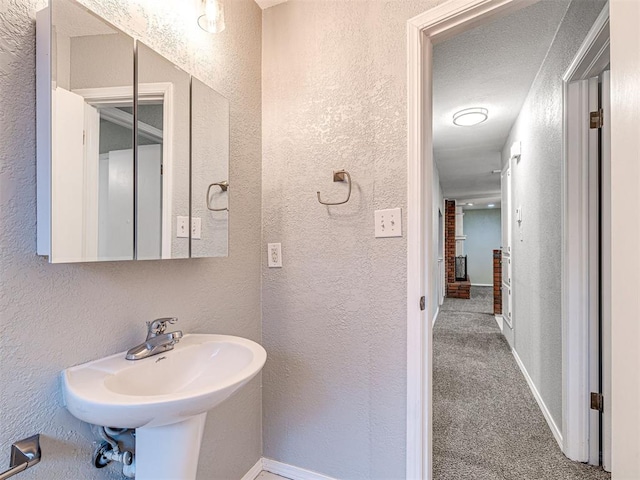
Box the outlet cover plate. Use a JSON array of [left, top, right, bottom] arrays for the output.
[[375, 208, 402, 238], [267, 243, 282, 268]]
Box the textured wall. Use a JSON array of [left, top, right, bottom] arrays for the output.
[[261, 1, 442, 478], [463, 208, 501, 285], [501, 0, 606, 431], [0, 0, 262, 478]]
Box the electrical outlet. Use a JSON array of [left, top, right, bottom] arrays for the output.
[[267, 243, 282, 268], [375, 208, 402, 238], [192, 217, 201, 240], [177, 216, 189, 238]]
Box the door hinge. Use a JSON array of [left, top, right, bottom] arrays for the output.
[[591, 392, 604, 412], [419, 296, 425, 311], [590, 109, 604, 129]]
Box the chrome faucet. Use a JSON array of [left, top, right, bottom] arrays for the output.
[[125, 317, 183, 361]]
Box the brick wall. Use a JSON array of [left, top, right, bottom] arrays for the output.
[[445, 199, 470, 298], [445, 200, 456, 284], [447, 280, 471, 299], [493, 249, 502, 315]]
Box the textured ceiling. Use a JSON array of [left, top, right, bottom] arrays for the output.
[[433, 0, 570, 205]]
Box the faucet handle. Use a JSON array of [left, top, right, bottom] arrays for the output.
[[146, 317, 178, 337]]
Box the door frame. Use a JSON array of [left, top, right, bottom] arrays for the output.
[[406, 1, 609, 477], [406, 2, 529, 477], [561, 4, 610, 464]]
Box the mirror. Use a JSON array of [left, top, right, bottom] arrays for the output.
[[37, 0, 230, 262], [50, 0, 135, 262], [191, 78, 230, 258], [136, 43, 190, 260]]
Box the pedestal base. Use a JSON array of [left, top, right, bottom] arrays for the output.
[[135, 413, 207, 480]]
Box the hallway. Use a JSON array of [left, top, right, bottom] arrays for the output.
[[433, 287, 610, 480]]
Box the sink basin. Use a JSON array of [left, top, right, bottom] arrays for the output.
[[62, 334, 266, 428], [62, 334, 266, 480]]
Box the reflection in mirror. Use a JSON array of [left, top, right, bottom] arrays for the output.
[[191, 79, 230, 258], [51, 0, 134, 262], [137, 43, 190, 260]]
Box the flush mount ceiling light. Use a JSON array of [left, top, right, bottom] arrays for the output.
[[467, 203, 474, 206], [198, 0, 226, 33], [453, 107, 488, 127], [488, 204, 495, 208]]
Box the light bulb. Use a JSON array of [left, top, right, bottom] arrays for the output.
[[198, 0, 226, 33]]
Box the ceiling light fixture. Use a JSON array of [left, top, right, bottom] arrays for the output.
[[488, 204, 495, 208], [467, 203, 474, 206], [198, 0, 226, 33], [453, 107, 488, 127]]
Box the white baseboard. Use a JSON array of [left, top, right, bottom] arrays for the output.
[[262, 458, 338, 480], [242, 458, 339, 480], [240, 458, 264, 480], [511, 349, 563, 450], [432, 306, 440, 326], [494, 314, 503, 332], [471, 283, 492, 287]]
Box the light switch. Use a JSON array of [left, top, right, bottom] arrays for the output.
[[177, 216, 189, 238], [375, 208, 402, 238], [192, 217, 201, 240]]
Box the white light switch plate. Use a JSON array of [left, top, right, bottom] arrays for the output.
[[192, 217, 201, 240], [375, 208, 402, 238], [177, 216, 189, 238], [268, 243, 282, 267]]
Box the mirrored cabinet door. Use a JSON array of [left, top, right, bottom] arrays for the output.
[[38, 0, 232, 262], [48, 0, 135, 262], [136, 43, 190, 260], [191, 79, 230, 258]]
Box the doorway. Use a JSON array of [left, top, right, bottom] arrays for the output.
[[406, 1, 611, 478]]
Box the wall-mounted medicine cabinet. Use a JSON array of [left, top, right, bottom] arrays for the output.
[[36, 0, 229, 263]]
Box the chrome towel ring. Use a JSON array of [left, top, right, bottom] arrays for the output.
[[317, 170, 351, 206], [207, 181, 229, 212]]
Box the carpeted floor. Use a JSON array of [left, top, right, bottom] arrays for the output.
[[433, 287, 610, 480], [440, 285, 494, 314]]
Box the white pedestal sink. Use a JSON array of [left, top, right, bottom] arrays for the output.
[[62, 334, 266, 480]]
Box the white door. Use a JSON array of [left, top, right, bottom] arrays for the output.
[[587, 75, 601, 467], [137, 144, 163, 260], [586, 71, 611, 470], [83, 103, 100, 260], [97, 145, 162, 260], [52, 87, 85, 261], [501, 164, 512, 327], [100, 149, 134, 261]]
